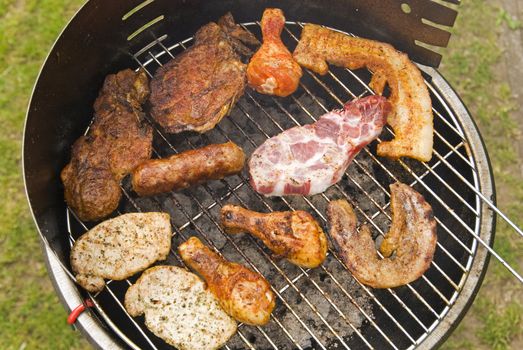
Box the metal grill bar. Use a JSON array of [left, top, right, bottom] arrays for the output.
[[144, 32, 454, 348]]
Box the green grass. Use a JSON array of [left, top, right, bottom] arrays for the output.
[[0, 0, 88, 349], [0, 0, 521, 349], [439, 0, 523, 348], [478, 300, 522, 350]]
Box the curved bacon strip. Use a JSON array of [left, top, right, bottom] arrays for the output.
[[293, 24, 433, 162], [327, 183, 437, 288]]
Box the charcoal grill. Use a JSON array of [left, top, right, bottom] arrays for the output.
[[23, 0, 523, 349]]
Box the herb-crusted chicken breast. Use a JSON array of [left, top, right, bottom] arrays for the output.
[[70, 212, 172, 292], [125, 266, 237, 350]]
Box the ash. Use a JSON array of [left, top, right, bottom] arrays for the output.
[[274, 255, 373, 350]]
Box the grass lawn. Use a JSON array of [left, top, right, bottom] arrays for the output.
[[0, 0, 520, 349], [439, 0, 523, 348], [0, 1, 89, 349]]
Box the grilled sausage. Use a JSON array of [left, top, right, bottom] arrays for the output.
[[131, 142, 245, 196]]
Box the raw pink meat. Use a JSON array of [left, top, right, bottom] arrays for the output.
[[249, 95, 391, 196]]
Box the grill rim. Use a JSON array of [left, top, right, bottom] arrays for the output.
[[42, 244, 123, 350], [407, 67, 495, 350], [22, 3, 496, 349]]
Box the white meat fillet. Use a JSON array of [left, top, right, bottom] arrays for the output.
[[125, 266, 237, 350], [249, 95, 391, 196], [70, 212, 172, 292]]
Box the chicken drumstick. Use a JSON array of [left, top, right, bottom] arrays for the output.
[[220, 205, 328, 268], [178, 236, 275, 326], [247, 8, 302, 97]]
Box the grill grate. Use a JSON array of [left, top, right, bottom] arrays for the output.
[[61, 22, 495, 349]]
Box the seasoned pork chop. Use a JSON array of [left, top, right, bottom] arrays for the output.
[[125, 266, 237, 350], [61, 69, 153, 221], [149, 13, 258, 134], [70, 212, 171, 292], [249, 96, 390, 196]]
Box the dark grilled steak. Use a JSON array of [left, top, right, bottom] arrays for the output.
[[149, 13, 259, 134], [61, 69, 153, 221]]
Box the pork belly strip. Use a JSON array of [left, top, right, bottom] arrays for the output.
[[61, 69, 152, 221], [131, 142, 245, 196], [293, 24, 434, 162]]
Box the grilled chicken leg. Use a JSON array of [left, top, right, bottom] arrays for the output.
[[247, 8, 302, 96], [220, 205, 328, 268], [178, 236, 275, 326]]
